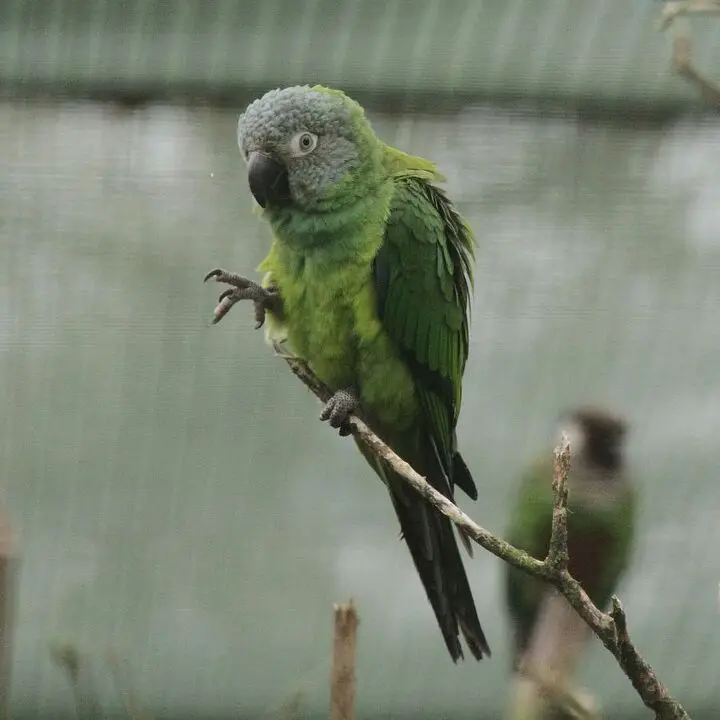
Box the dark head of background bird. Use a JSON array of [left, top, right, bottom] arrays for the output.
[[560, 406, 628, 474]]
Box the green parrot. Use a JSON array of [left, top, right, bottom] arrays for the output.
[[204, 85, 490, 662], [504, 407, 637, 719]]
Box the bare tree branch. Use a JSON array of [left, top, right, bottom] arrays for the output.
[[274, 344, 690, 720], [658, 3, 720, 108]]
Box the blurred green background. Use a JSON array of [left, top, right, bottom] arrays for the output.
[[1, 1, 719, 718]]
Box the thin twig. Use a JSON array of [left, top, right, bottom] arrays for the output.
[[659, 3, 720, 107], [274, 345, 689, 720], [329, 601, 358, 720]]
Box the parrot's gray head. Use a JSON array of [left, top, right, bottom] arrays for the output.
[[237, 85, 379, 212], [557, 407, 628, 473]]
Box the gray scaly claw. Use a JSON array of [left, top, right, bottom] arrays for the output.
[[203, 268, 281, 328], [319, 388, 358, 436]]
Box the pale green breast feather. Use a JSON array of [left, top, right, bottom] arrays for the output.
[[258, 227, 419, 430]]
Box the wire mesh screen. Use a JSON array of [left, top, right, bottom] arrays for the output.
[[1, 1, 719, 719]]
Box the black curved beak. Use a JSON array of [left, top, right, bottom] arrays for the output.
[[247, 151, 291, 208]]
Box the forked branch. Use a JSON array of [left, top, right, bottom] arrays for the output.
[[275, 344, 689, 720]]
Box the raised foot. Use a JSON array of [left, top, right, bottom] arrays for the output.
[[319, 388, 358, 437], [203, 268, 282, 328]]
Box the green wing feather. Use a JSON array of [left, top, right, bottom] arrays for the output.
[[369, 172, 490, 661], [372, 175, 477, 501], [505, 457, 637, 663]]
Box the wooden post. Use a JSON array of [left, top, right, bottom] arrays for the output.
[[0, 509, 18, 720], [329, 601, 358, 720]]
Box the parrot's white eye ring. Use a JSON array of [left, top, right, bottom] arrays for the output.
[[290, 131, 318, 157]]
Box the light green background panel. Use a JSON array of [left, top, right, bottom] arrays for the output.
[[1, 102, 719, 717]]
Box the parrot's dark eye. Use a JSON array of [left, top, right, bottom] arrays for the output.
[[290, 131, 318, 157]]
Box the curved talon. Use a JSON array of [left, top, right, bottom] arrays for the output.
[[203, 268, 223, 283], [218, 288, 235, 302]]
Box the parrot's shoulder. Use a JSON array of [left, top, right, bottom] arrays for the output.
[[384, 172, 476, 273], [381, 143, 446, 183]]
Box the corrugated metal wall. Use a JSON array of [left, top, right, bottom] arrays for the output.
[[1, 0, 719, 111]]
